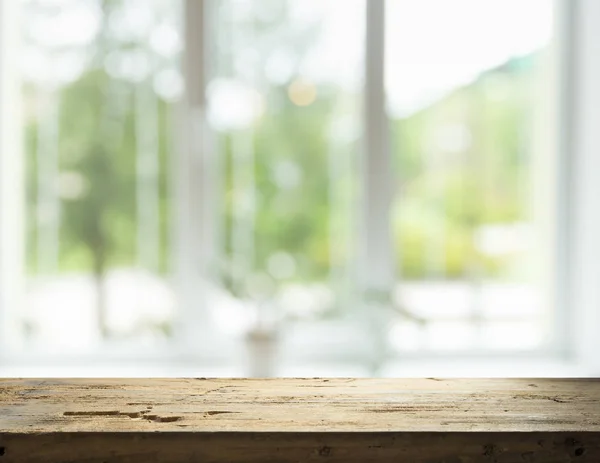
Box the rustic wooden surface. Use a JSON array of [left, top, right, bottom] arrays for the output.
[[1, 378, 600, 462]]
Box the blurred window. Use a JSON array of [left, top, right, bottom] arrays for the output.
[[0, 0, 559, 365], [15, 0, 180, 352]]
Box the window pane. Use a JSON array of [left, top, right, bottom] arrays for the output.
[[386, 0, 556, 352], [207, 0, 365, 329], [20, 0, 181, 351], [7, 0, 561, 364]]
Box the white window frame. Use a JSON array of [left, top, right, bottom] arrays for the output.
[[567, 0, 600, 374], [0, 0, 25, 357], [2, 0, 600, 377], [169, 0, 600, 374]]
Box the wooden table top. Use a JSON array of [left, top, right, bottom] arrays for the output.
[[2, 378, 599, 433], [2, 378, 600, 462]]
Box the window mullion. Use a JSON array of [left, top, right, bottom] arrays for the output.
[[176, 0, 220, 351], [361, 0, 395, 371]]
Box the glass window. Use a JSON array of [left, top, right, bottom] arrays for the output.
[[19, 0, 182, 352], [2, 0, 560, 366], [207, 0, 365, 333], [386, 0, 556, 352]]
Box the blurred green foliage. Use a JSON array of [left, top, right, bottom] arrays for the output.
[[24, 0, 540, 288]]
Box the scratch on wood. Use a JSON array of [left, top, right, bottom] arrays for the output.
[[140, 413, 182, 423], [63, 410, 182, 422], [194, 386, 230, 396], [514, 394, 571, 403], [367, 404, 458, 413], [150, 415, 181, 423], [63, 411, 120, 417]]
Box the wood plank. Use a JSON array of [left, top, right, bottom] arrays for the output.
[[1, 378, 600, 462]]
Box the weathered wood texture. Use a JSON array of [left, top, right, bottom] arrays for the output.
[[1, 378, 599, 462]]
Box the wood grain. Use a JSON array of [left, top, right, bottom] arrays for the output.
[[1, 378, 599, 462]]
